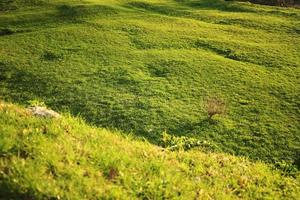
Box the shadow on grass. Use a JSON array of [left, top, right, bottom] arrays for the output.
[[0, 62, 56, 103], [0, 181, 35, 200], [173, 0, 255, 12], [0, 0, 49, 11], [0, 180, 57, 200], [0, 3, 119, 28], [124, 1, 191, 17], [168, 118, 219, 137], [0, 61, 211, 144], [125, 0, 254, 15], [0, 61, 86, 116], [56, 4, 119, 20], [0, 183, 34, 200], [0, 27, 33, 37]]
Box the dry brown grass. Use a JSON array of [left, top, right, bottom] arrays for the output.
[[205, 97, 226, 119]]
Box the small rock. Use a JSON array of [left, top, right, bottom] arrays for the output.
[[28, 106, 61, 118]]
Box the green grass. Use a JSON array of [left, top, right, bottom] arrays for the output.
[[0, 0, 299, 169], [0, 102, 299, 199]]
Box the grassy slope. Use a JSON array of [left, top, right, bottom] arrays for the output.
[[0, 102, 299, 199], [0, 0, 299, 166]]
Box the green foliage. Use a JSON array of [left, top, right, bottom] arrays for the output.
[[273, 160, 299, 177], [0, 102, 299, 199], [27, 99, 46, 107], [160, 131, 219, 151]]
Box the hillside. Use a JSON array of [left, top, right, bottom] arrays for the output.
[[0, 0, 300, 198], [0, 102, 299, 199], [1, 0, 299, 166]]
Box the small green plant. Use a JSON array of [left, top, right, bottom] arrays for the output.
[[27, 99, 46, 107], [205, 97, 226, 119], [160, 131, 218, 151], [273, 160, 299, 177]]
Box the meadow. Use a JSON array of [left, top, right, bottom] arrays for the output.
[[0, 0, 300, 198]]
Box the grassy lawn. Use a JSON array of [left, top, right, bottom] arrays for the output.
[[0, 0, 300, 168]]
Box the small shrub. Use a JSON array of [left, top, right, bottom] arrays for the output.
[[205, 97, 226, 119]]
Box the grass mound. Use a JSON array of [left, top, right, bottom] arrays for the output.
[[0, 102, 299, 199]]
